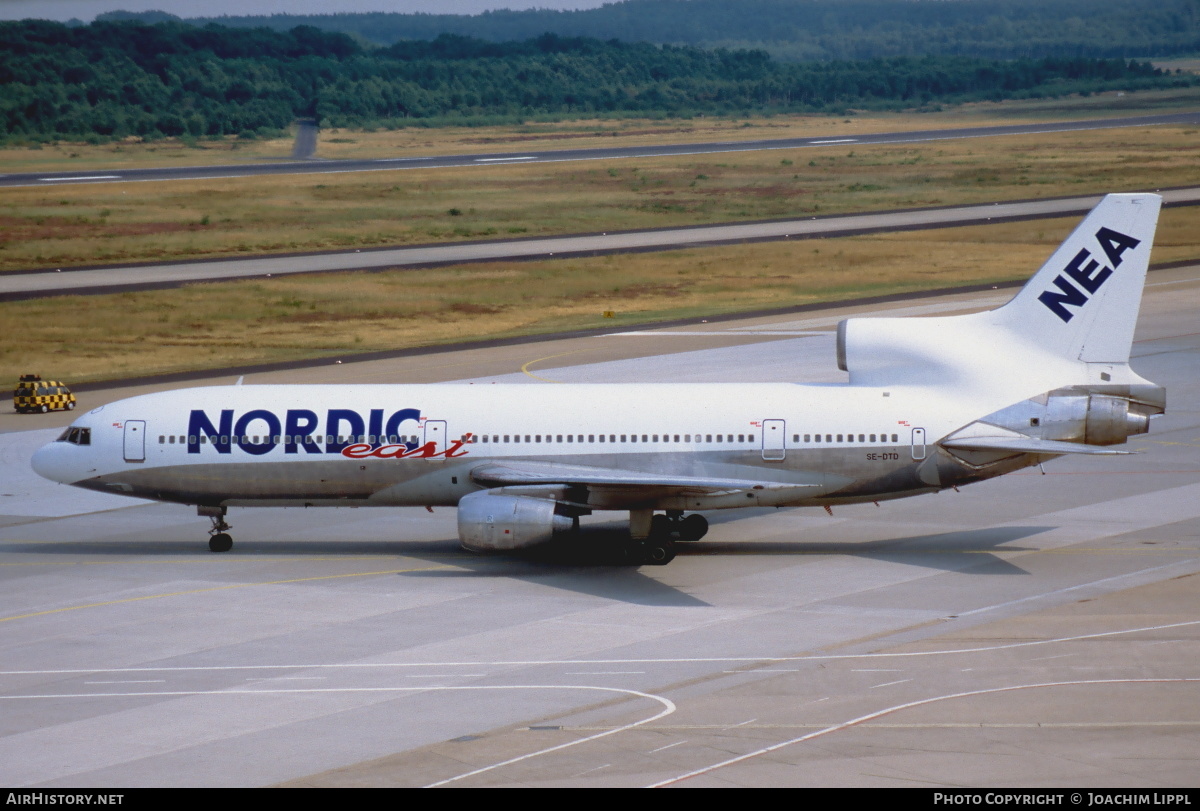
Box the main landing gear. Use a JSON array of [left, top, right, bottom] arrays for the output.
[[628, 510, 710, 566], [651, 511, 709, 543], [199, 505, 233, 553]]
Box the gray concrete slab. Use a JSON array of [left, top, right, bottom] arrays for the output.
[[1, 266, 1198, 787]]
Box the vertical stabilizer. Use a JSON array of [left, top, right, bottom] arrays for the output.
[[991, 193, 1161, 364]]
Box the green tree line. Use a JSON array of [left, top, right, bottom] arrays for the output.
[[1, 20, 1192, 142], [162, 0, 1200, 61]]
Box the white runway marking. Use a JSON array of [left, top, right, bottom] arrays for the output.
[[83, 680, 165, 685], [648, 678, 1200, 787], [650, 741, 687, 753], [4, 617, 1199, 679], [870, 678, 912, 689], [38, 175, 121, 182], [607, 330, 826, 337]]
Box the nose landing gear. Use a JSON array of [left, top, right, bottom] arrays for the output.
[[199, 505, 233, 553]]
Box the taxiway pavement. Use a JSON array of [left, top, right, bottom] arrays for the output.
[[5, 111, 1200, 190]]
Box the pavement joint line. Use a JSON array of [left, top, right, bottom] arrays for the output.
[[0, 565, 456, 623]]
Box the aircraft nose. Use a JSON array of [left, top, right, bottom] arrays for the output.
[[31, 440, 78, 485]]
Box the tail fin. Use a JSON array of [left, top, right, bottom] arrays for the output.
[[991, 192, 1161, 364], [836, 193, 1162, 389]]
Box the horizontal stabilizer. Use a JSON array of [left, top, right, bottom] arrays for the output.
[[941, 436, 1135, 455]]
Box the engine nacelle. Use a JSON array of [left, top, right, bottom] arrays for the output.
[[964, 389, 1157, 450], [456, 491, 573, 552]]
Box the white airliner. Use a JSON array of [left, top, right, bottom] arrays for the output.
[[32, 194, 1165, 564]]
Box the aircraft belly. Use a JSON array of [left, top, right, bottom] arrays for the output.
[[75, 444, 1037, 510], [80, 458, 458, 506]]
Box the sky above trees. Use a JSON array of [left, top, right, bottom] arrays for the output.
[[0, 0, 609, 23]]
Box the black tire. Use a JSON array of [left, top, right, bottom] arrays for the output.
[[678, 513, 709, 542], [649, 514, 673, 538], [209, 533, 233, 553], [39, 404, 48, 414], [642, 538, 676, 565], [67, 401, 75, 411]]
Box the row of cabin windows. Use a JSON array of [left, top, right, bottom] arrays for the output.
[[160, 432, 902, 446], [158, 433, 758, 445], [794, 433, 900, 444], [160, 435, 422, 445], [470, 433, 754, 444]]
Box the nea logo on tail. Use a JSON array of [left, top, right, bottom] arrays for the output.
[[1038, 227, 1140, 323]]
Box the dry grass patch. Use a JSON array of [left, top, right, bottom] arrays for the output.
[[3, 123, 1199, 273], [4, 208, 1197, 385]]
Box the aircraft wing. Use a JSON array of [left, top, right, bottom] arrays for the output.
[[469, 461, 820, 494], [941, 436, 1136, 455]]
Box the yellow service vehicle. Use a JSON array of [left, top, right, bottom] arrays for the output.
[[14, 374, 76, 413]]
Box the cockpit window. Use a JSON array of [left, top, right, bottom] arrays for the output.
[[56, 426, 91, 445]]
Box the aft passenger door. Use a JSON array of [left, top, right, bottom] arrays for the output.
[[911, 427, 927, 460], [761, 419, 786, 461], [123, 420, 146, 463]]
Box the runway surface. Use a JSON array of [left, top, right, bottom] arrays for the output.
[[5, 111, 1199, 190], [5, 188, 1200, 300], [1, 265, 1197, 787]]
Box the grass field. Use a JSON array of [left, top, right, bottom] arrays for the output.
[[3, 120, 1199, 274], [3, 208, 1197, 385], [3, 91, 1198, 385]]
